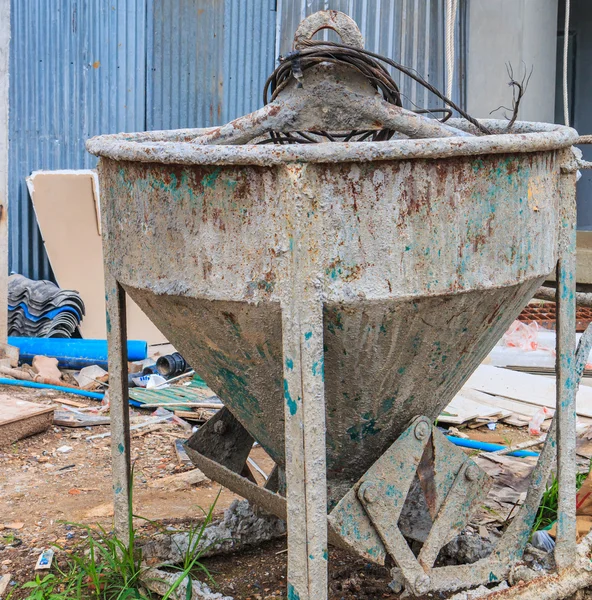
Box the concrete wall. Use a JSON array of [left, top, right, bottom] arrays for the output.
[[466, 0, 558, 123]]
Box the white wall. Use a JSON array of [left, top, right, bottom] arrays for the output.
[[466, 0, 558, 123]]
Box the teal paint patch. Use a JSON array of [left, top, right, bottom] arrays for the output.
[[287, 584, 301, 600], [106, 311, 111, 333], [284, 379, 298, 416], [286, 358, 294, 370], [323, 549, 328, 560], [312, 359, 324, 381], [201, 167, 222, 188], [304, 331, 312, 340], [488, 571, 498, 582], [381, 397, 395, 413], [347, 418, 381, 441], [115, 486, 122, 494], [118, 443, 124, 454]]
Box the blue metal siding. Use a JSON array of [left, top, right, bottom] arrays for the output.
[[9, 0, 148, 279], [223, 0, 277, 122], [147, 0, 276, 130], [147, 0, 225, 130], [277, 0, 463, 111]]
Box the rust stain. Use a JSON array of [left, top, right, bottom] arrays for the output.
[[92, 61, 100, 69]]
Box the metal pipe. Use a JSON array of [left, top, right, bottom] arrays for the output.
[[8, 336, 147, 370], [104, 272, 131, 543], [534, 285, 592, 307], [554, 156, 578, 567], [445, 436, 539, 457], [0, 377, 104, 400]]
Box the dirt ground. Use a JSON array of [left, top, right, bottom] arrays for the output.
[[0, 386, 405, 599], [0, 385, 542, 599]]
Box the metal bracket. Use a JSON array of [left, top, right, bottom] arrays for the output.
[[329, 416, 491, 595]]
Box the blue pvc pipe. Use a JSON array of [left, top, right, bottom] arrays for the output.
[[0, 378, 105, 400], [8, 337, 147, 370], [446, 435, 539, 457]]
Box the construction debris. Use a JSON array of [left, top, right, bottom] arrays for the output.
[[7, 274, 84, 338], [0, 396, 54, 447], [148, 468, 209, 491], [141, 500, 286, 565], [141, 568, 233, 600]]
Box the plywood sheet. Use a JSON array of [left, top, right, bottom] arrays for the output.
[[465, 365, 592, 418], [0, 396, 54, 426], [0, 396, 54, 446], [27, 170, 166, 344]]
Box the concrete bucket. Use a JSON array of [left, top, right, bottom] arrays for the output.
[[88, 11, 584, 600]]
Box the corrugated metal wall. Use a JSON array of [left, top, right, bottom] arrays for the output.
[[223, 0, 277, 121], [147, 0, 276, 130], [9, 0, 461, 281], [276, 0, 464, 111], [9, 0, 148, 280]]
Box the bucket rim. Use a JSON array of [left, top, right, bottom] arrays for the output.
[[86, 119, 579, 167]]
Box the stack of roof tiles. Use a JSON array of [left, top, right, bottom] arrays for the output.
[[8, 274, 85, 338]]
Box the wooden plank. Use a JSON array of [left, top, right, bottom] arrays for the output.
[[465, 365, 592, 418], [139, 401, 222, 409], [57, 398, 88, 408], [459, 388, 553, 418], [0, 397, 54, 427], [440, 392, 511, 424], [0, 397, 54, 446]]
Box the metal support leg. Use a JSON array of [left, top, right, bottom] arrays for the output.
[[555, 165, 578, 568], [105, 270, 131, 542], [281, 165, 328, 600]]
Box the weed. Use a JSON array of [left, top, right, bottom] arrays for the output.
[[159, 489, 221, 599], [18, 472, 222, 600], [533, 461, 592, 532], [20, 568, 78, 600]]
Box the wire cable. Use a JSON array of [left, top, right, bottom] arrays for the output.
[[262, 39, 490, 144]]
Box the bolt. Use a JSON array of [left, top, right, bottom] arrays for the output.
[[359, 482, 379, 504], [414, 420, 430, 440], [465, 464, 480, 482], [414, 574, 431, 595]]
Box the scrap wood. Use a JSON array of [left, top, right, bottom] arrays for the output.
[[174, 408, 216, 422], [0, 396, 55, 446], [440, 389, 512, 425], [53, 410, 110, 428], [86, 415, 171, 440], [57, 397, 87, 408], [473, 453, 537, 525], [487, 437, 545, 456], [148, 468, 209, 491], [138, 401, 222, 409]]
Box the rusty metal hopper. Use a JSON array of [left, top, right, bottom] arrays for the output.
[[87, 11, 580, 599], [89, 123, 572, 502]]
